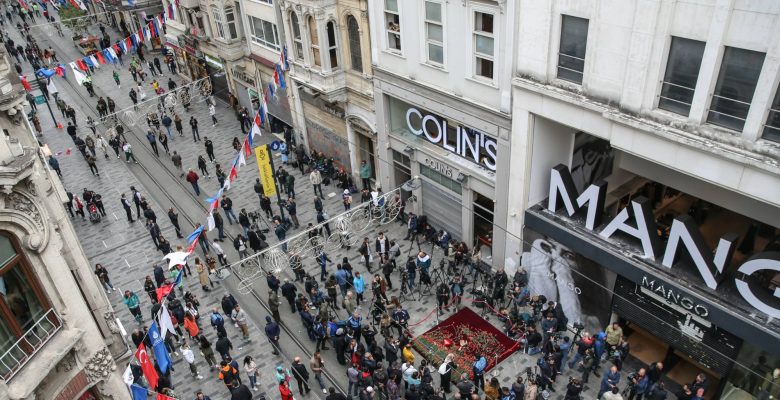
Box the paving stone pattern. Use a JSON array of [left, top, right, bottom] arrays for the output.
[[14, 17, 625, 400]]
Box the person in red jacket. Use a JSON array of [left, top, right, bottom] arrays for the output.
[[186, 169, 200, 196], [279, 380, 294, 400]]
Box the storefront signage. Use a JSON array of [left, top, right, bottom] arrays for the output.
[[231, 67, 256, 86], [422, 157, 454, 178], [547, 164, 780, 318], [640, 276, 710, 319], [405, 107, 497, 171]]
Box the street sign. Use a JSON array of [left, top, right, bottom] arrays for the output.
[[255, 145, 277, 197], [270, 140, 280, 151], [34, 95, 46, 105]]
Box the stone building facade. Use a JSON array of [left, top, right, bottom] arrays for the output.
[[0, 49, 129, 399]]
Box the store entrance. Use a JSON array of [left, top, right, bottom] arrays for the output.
[[625, 324, 721, 400]]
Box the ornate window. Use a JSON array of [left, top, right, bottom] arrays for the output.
[[211, 5, 225, 39], [0, 233, 60, 380], [347, 15, 362, 72], [290, 12, 304, 60], [309, 16, 321, 67], [326, 21, 339, 69]]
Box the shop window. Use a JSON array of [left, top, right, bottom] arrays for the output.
[[658, 37, 705, 116], [473, 11, 494, 79], [473, 192, 494, 250], [358, 134, 376, 179], [762, 85, 780, 142], [326, 21, 339, 69], [347, 15, 363, 72], [211, 5, 225, 39], [385, 0, 402, 53], [308, 16, 321, 67], [224, 6, 238, 40], [707, 47, 765, 132], [249, 16, 280, 51], [722, 341, 780, 400], [0, 233, 60, 380], [424, 1, 444, 66], [557, 15, 589, 84], [290, 12, 304, 60]]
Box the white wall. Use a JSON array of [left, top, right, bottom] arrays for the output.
[[369, 0, 515, 114]]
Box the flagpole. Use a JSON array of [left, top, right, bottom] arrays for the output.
[[34, 75, 59, 128], [265, 143, 287, 220]]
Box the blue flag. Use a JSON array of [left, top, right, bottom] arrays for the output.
[[148, 321, 172, 373], [36, 68, 56, 78], [186, 226, 203, 244], [131, 384, 147, 400]]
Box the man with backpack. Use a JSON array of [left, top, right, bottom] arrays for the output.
[[219, 360, 239, 391]]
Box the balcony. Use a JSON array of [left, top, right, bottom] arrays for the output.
[[0, 309, 63, 381], [177, 0, 199, 9], [291, 66, 347, 103]]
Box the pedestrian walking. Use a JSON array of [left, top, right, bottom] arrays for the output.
[[190, 116, 200, 142], [86, 154, 99, 176], [209, 103, 217, 126], [232, 305, 251, 340], [291, 357, 311, 395], [108, 135, 121, 158], [158, 131, 169, 154], [171, 151, 184, 177], [112, 70, 121, 87], [243, 356, 260, 391], [94, 263, 115, 293], [199, 335, 219, 370], [146, 130, 159, 156], [123, 290, 143, 323], [168, 207, 184, 238], [216, 331, 233, 361], [265, 316, 281, 355], [122, 141, 138, 163], [310, 169, 324, 199], [161, 114, 173, 139], [181, 342, 203, 379], [48, 156, 62, 177], [197, 155, 210, 178], [174, 113, 183, 136], [196, 257, 213, 292], [310, 352, 327, 393]]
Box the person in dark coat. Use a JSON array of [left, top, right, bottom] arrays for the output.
[[291, 357, 311, 395], [230, 381, 254, 400], [215, 331, 233, 360], [153, 264, 166, 287]]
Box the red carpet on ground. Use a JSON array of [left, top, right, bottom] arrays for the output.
[[412, 307, 518, 379]]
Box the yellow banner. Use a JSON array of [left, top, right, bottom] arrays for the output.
[[255, 146, 277, 197]]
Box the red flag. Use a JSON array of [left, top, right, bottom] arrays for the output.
[[243, 139, 251, 157], [138, 28, 145, 43], [125, 37, 133, 49], [113, 44, 122, 54], [76, 60, 88, 71], [228, 165, 238, 182], [149, 22, 156, 38], [157, 394, 176, 400], [20, 76, 31, 91], [95, 52, 106, 64], [156, 284, 173, 302], [135, 344, 159, 390], [185, 238, 198, 254]]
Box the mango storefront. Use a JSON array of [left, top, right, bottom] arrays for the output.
[[374, 71, 512, 264]]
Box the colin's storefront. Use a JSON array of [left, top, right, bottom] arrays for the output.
[[375, 77, 511, 264], [521, 139, 780, 399]]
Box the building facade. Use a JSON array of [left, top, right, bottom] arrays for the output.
[[508, 0, 780, 398], [0, 50, 129, 399], [279, 0, 376, 178], [369, 0, 517, 265]]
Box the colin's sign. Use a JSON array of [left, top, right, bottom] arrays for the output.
[[405, 107, 497, 171], [547, 164, 780, 318]]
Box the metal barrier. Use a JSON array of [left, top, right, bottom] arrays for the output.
[[0, 308, 63, 381]]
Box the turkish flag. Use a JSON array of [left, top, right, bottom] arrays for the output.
[[157, 394, 176, 400], [135, 344, 158, 390], [156, 284, 173, 302]]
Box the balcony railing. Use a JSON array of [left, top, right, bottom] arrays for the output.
[[0, 309, 63, 381]]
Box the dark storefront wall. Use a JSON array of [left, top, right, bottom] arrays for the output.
[[421, 179, 463, 241], [303, 100, 350, 171]]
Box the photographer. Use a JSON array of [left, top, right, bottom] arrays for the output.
[[523, 326, 543, 355], [564, 377, 583, 400], [436, 281, 450, 313], [626, 368, 650, 400], [491, 268, 509, 307], [529, 294, 548, 319], [405, 258, 417, 291]]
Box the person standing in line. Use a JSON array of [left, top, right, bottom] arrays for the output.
[[209, 103, 218, 126], [291, 357, 312, 395], [186, 169, 201, 196], [204, 137, 215, 161], [190, 116, 201, 142]]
